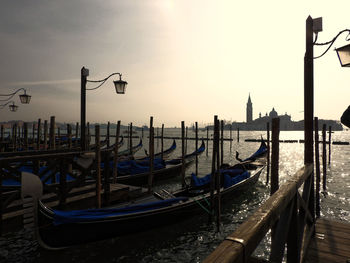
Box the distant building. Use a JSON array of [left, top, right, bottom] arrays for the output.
[[230, 94, 343, 131], [246, 94, 253, 123]]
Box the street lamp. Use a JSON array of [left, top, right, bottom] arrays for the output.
[[0, 101, 19, 112], [335, 43, 350, 67], [0, 88, 32, 104], [80, 66, 128, 150]]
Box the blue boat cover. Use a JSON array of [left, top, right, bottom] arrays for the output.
[[223, 170, 250, 188], [191, 169, 245, 188], [2, 166, 75, 186], [191, 172, 212, 187], [101, 158, 166, 175], [52, 196, 189, 225]]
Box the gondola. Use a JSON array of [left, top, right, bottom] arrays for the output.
[[235, 138, 267, 163], [142, 139, 176, 160], [107, 140, 204, 186], [22, 151, 265, 249]]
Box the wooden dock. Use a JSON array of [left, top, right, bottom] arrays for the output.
[[305, 218, 350, 263]]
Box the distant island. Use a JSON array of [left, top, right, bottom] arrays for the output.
[[228, 94, 343, 131]]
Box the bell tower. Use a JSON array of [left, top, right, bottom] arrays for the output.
[[246, 94, 253, 123]]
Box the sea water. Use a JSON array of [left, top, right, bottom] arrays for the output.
[[1, 129, 349, 262]]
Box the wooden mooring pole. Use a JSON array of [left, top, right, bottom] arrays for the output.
[[220, 120, 223, 167], [206, 126, 209, 157], [95, 125, 101, 208], [113, 121, 121, 183], [215, 117, 221, 232], [271, 118, 280, 195], [322, 124, 327, 192], [314, 117, 321, 218], [328, 126, 332, 164], [75, 122, 79, 148], [24, 123, 28, 151], [195, 122, 198, 176], [266, 122, 270, 185], [36, 118, 41, 150], [107, 121, 110, 148], [161, 124, 164, 160], [148, 117, 154, 193], [230, 124, 232, 152], [181, 121, 186, 188], [209, 115, 218, 223], [49, 116, 55, 150], [44, 120, 48, 150], [129, 122, 133, 155], [237, 127, 240, 142]]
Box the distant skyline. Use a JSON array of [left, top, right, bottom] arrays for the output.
[[1, 1, 350, 127]]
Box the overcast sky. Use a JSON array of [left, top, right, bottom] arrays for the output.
[[1, 0, 349, 127]]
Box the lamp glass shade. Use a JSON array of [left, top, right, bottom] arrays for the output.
[[19, 94, 31, 104], [335, 43, 350, 67], [9, 104, 18, 112], [113, 80, 127, 94]]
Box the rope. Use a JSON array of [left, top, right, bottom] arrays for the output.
[[194, 194, 213, 215]]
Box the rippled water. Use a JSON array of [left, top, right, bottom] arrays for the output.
[[1, 130, 349, 262]]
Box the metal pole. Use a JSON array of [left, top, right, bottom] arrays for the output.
[[304, 16, 314, 165], [81, 67, 88, 151]]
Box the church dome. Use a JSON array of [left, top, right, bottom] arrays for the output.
[[269, 107, 278, 118]]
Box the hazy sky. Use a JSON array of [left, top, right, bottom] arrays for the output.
[[1, 0, 349, 127]]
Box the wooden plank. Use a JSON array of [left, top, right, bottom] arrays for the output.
[[305, 219, 350, 263], [306, 247, 349, 263]]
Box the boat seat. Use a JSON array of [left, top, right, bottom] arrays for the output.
[[153, 189, 175, 200]]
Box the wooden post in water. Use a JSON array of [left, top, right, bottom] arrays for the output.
[[148, 117, 154, 193], [59, 158, 67, 209], [87, 122, 90, 150], [230, 124, 232, 152], [161, 124, 164, 160], [32, 122, 35, 147], [13, 123, 17, 151], [271, 118, 280, 195], [49, 116, 55, 150], [185, 126, 188, 154], [181, 121, 186, 188], [206, 126, 209, 157], [322, 124, 327, 192], [36, 118, 41, 150], [57, 127, 61, 148], [129, 122, 133, 155], [95, 125, 101, 208], [107, 121, 110, 148], [24, 123, 28, 151], [220, 120, 224, 167], [44, 120, 48, 150], [113, 121, 121, 183], [0, 125, 3, 142], [328, 126, 332, 164], [141, 127, 144, 139], [266, 122, 270, 185], [237, 127, 240, 142], [209, 115, 218, 223], [75, 122, 79, 148], [314, 117, 321, 218], [103, 148, 111, 206], [215, 118, 221, 232], [67, 124, 72, 149], [195, 122, 198, 176]]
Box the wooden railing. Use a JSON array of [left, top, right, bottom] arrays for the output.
[[204, 163, 314, 263]]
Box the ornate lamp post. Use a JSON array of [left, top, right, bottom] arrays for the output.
[[0, 101, 19, 112], [0, 88, 31, 104], [80, 66, 128, 150]]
